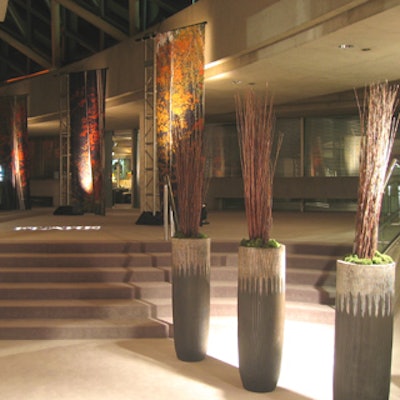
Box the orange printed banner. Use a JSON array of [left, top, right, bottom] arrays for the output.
[[155, 23, 205, 187], [69, 69, 106, 215], [0, 95, 30, 210]]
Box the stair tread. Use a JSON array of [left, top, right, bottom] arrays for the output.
[[286, 267, 335, 273], [132, 281, 170, 287], [288, 252, 338, 258], [0, 282, 132, 288], [286, 283, 335, 291], [0, 299, 146, 306], [0, 252, 149, 256], [0, 318, 165, 327], [0, 266, 161, 274], [140, 297, 334, 311], [0, 238, 341, 338], [0, 267, 129, 273], [286, 301, 335, 312]]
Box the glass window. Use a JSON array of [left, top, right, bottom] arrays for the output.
[[304, 116, 360, 177], [274, 118, 302, 177], [205, 124, 241, 177], [29, 136, 60, 179]]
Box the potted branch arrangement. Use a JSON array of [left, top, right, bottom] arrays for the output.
[[333, 81, 399, 400], [235, 88, 284, 392], [170, 117, 210, 362]]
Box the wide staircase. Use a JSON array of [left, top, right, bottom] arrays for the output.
[[0, 240, 351, 340]]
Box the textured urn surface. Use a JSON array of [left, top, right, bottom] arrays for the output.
[[334, 260, 395, 400], [171, 238, 211, 362], [238, 245, 286, 392]]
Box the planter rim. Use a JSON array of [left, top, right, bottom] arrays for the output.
[[337, 259, 395, 268], [239, 244, 285, 250], [171, 237, 210, 241], [336, 258, 395, 317]]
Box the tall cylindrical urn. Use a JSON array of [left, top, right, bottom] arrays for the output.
[[334, 260, 395, 400], [238, 245, 286, 392], [171, 237, 211, 362]]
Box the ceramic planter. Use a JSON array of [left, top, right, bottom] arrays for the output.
[[238, 245, 286, 392], [171, 237, 211, 361], [334, 260, 395, 400]]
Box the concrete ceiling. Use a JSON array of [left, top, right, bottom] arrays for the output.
[[204, 3, 400, 119], [97, 3, 400, 132], [11, 2, 400, 134]]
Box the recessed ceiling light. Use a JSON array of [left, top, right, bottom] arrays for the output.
[[338, 44, 354, 49]]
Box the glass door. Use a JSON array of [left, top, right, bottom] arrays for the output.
[[112, 130, 133, 206]]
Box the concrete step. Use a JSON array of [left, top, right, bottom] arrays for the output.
[[285, 302, 335, 325], [0, 282, 135, 300], [150, 252, 238, 268], [286, 283, 335, 305], [286, 268, 336, 286], [0, 239, 343, 340], [0, 253, 154, 268], [0, 267, 127, 282], [285, 242, 351, 257], [0, 299, 152, 319], [144, 297, 335, 325], [0, 266, 167, 283], [286, 253, 337, 271], [132, 281, 171, 298], [134, 279, 335, 305], [212, 281, 236, 297], [0, 241, 145, 254], [0, 318, 169, 339], [145, 297, 240, 320], [212, 267, 336, 288], [211, 266, 238, 280]]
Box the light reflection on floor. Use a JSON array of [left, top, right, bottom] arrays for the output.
[[207, 317, 334, 400], [14, 225, 102, 231]]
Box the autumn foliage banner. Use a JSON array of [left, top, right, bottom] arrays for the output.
[[0, 95, 30, 210], [69, 69, 106, 215], [155, 23, 206, 192]]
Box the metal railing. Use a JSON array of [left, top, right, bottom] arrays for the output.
[[379, 159, 400, 252]]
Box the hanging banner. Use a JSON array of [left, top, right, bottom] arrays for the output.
[[0, 95, 30, 210], [69, 69, 106, 215], [155, 23, 206, 196]]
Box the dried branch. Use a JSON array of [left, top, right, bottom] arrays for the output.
[[353, 81, 400, 259], [172, 117, 206, 237], [235, 88, 282, 243]]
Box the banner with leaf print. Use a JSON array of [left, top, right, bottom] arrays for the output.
[[69, 69, 106, 215], [155, 23, 205, 200], [0, 95, 30, 210]]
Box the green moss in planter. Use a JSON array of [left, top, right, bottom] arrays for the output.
[[240, 238, 281, 248], [344, 251, 393, 265]]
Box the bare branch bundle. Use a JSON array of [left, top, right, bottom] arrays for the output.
[[172, 118, 206, 237], [235, 89, 282, 243], [353, 81, 400, 259]]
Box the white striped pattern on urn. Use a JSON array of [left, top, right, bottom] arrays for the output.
[[238, 245, 286, 295], [171, 238, 211, 277], [336, 260, 395, 318]]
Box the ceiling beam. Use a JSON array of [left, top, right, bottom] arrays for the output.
[[6, 3, 25, 36], [51, 0, 61, 67], [0, 0, 8, 22], [0, 53, 25, 75], [0, 29, 52, 68], [151, 0, 179, 14], [128, 0, 137, 35], [55, 0, 129, 41]]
